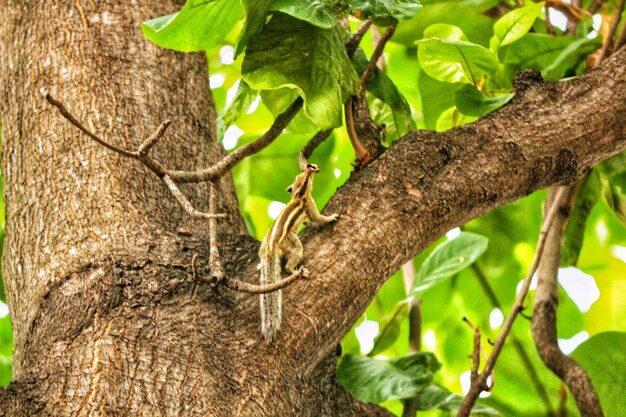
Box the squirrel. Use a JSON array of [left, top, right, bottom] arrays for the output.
[[258, 164, 339, 343]]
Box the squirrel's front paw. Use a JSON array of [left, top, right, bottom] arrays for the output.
[[299, 267, 310, 279]]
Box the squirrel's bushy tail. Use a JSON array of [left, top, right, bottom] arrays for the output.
[[259, 251, 281, 343]]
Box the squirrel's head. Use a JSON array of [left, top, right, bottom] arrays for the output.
[[287, 164, 319, 197]]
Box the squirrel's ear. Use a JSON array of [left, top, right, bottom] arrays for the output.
[[287, 185, 293, 193]]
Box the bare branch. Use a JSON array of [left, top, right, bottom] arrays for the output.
[[47, 93, 304, 183], [345, 98, 372, 166], [588, 0, 606, 14], [162, 175, 225, 220], [457, 186, 571, 417], [345, 20, 373, 58], [360, 25, 396, 87], [208, 181, 225, 283], [471, 264, 555, 415], [138, 120, 172, 157], [532, 185, 604, 417], [299, 130, 333, 170], [45, 93, 137, 158], [597, 0, 625, 62], [401, 262, 422, 417], [225, 268, 306, 294]]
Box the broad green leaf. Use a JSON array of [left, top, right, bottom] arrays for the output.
[[368, 305, 407, 356], [489, 2, 544, 53], [601, 171, 626, 226], [142, 0, 242, 52], [417, 25, 499, 84], [270, 0, 348, 28], [571, 332, 626, 417], [423, 23, 468, 42], [242, 13, 360, 130], [418, 70, 458, 130], [417, 384, 501, 415], [351, 0, 422, 26], [236, 0, 274, 56], [597, 148, 626, 177], [411, 232, 488, 295], [435, 106, 478, 131], [259, 89, 319, 136], [561, 171, 601, 266], [393, 0, 497, 46], [454, 84, 513, 117], [217, 81, 258, 142], [352, 49, 416, 138], [541, 36, 602, 81], [503, 33, 577, 70], [337, 352, 441, 403]]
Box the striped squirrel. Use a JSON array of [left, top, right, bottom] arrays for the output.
[[258, 164, 338, 343]]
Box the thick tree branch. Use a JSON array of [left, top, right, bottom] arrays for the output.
[[267, 48, 626, 367]]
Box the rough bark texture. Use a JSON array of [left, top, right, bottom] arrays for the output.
[[0, 1, 624, 416]]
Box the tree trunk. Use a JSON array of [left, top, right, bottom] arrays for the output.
[[0, 1, 625, 416]]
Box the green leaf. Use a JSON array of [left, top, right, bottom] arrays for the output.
[[352, 49, 416, 138], [216, 81, 258, 142], [142, 0, 242, 52], [242, 13, 360, 130], [597, 148, 626, 178], [270, 0, 347, 28], [411, 232, 488, 295], [351, 0, 422, 26], [393, 0, 497, 46], [337, 352, 441, 403], [368, 305, 407, 356], [503, 33, 577, 70], [541, 36, 602, 81], [571, 332, 626, 417], [418, 70, 458, 130], [561, 170, 600, 266], [435, 106, 478, 131], [601, 171, 626, 226], [236, 0, 274, 56], [416, 384, 501, 415], [454, 84, 513, 117], [416, 24, 499, 84], [489, 2, 544, 53]]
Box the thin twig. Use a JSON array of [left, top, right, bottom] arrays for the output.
[[360, 25, 396, 87], [225, 268, 306, 294], [401, 261, 422, 417], [47, 93, 304, 183], [613, 14, 626, 51], [471, 264, 555, 415], [344, 98, 372, 166], [457, 186, 570, 417], [298, 129, 333, 170], [531, 185, 604, 417], [545, 3, 555, 36], [463, 318, 485, 389], [162, 175, 226, 220], [370, 26, 387, 71], [345, 20, 373, 58], [45, 94, 137, 158], [597, 0, 626, 62], [542, 0, 591, 22], [588, 0, 606, 14], [208, 181, 225, 283], [138, 120, 172, 157]]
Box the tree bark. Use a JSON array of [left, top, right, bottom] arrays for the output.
[[0, 1, 624, 416]]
